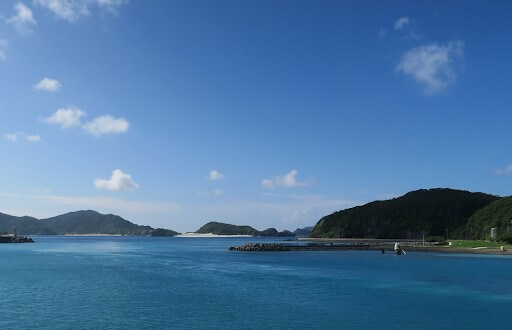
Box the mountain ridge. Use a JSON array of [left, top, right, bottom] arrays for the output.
[[0, 210, 179, 236]]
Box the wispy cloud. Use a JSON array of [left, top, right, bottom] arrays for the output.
[[394, 17, 411, 30], [196, 189, 225, 197], [207, 169, 225, 181], [0, 192, 180, 216], [82, 115, 130, 136], [35, 77, 62, 91], [6, 2, 37, 35], [199, 195, 360, 229], [26, 134, 41, 142], [261, 169, 311, 189], [396, 41, 464, 94], [5, 133, 19, 141], [33, 0, 128, 22], [5, 132, 41, 142], [45, 107, 86, 128], [377, 28, 387, 39], [495, 165, 512, 176], [0, 39, 7, 61], [212, 189, 224, 196], [94, 169, 140, 191]]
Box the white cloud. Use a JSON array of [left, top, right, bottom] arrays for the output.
[[6, 2, 37, 35], [396, 41, 464, 94], [0, 39, 7, 61], [5, 132, 41, 142], [26, 134, 41, 142], [394, 17, 410, 30], [207, 169, 225, 181], [35, 77, 62, 91], [45, 107, 86, 128], [495, 165, 512, 176], [82, 115, 130, 136], [261, 169, 311, 189], [33, 0, 127, 22], [94, 169, 140, 191]]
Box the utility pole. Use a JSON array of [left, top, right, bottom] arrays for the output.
[[408, 228, 411, 241], [446, 228, 449, 241]]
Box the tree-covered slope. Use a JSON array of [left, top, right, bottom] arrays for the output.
[[311, 188, 499, 239], [293, 226, 314, 237], [0, 210, 179, 236], [196, 222, 260, 235], [465, 197, 512, 239], [41, 210, 155, 235], [0, 213, 57, 235]]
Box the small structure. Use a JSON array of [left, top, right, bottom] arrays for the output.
[[394, 242, 402, 255], [491, 227, 497, 239]]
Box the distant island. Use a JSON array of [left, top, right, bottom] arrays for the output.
[[181, 221, 312, 237], [0, 210, 312, 238], [311, 188, 512, 242], [0, 210, 179, 236]]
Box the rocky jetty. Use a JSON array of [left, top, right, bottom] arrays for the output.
[[229, 242, 376, 252], [0, 236, 34, 243], [230, 243, 292, 251]]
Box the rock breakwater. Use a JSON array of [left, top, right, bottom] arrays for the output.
[[229, 242, 375, 252], [0, 236, 34, 243]]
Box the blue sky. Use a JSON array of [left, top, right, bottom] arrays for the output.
[[1, 0, 511, 232]]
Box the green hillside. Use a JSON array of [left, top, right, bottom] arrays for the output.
[[41, 210, 154, 235], [465, 197, 512, 239], [311, 188, 499, 239], [196, 222, 260, 235], [0, 210, 179, 236], [196, 222, 296, 236], [0, 213, 57, 235]]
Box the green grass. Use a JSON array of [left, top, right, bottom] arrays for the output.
[[450, 240, 512, 249]]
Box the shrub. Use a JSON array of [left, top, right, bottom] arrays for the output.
[[499, 233, 512, 244], [425, 236, 447, 243]]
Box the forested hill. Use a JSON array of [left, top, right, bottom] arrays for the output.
[[0, 210, 178, 236], [311, 188, 499, 239], [41, 210, 154, 235], [465, 197, 512, 239], [196, 222, 296, 236]]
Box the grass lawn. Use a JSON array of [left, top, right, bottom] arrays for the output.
[[450, 240, 512, 249]]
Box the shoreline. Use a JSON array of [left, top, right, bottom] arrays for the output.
[[176, 233, 253, 238], [60, 234, 124, 237]]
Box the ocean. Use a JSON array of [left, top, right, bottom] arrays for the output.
[[1, 236, 511, 329]]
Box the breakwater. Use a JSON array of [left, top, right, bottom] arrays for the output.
[[0, 236, 34, 243], [229, 242, 512, 255], [229, 242, 378, 252]]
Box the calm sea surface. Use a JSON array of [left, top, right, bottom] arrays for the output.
[[1, 236, 511, 329]]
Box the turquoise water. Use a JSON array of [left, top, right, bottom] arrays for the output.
[[1, 237, 511, 329]]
